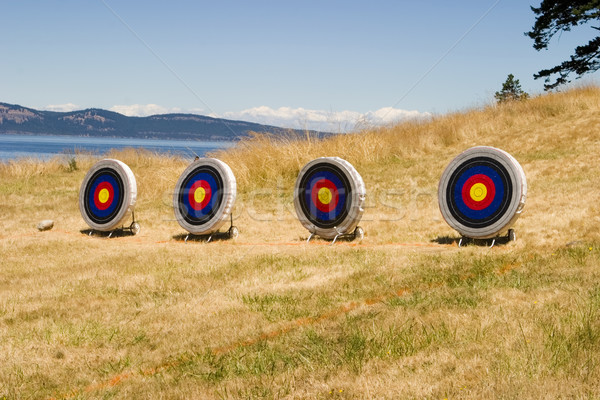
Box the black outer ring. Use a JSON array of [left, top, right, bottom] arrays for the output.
[[177, 165, 224, 226], [83, 167, 125, 225], [445, 156, 513, 229], [297, 162, 352, 229]]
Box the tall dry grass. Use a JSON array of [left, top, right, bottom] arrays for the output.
[[1, 86, 600, 399], [214, 85, 600, 191], [207, 85, 600, 246]]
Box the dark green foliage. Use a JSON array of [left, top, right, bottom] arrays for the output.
[[495, 74, 530, 103], [527, 1, 600, 90], [66, 157, 78, 172]]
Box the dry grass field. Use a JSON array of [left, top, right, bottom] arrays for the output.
[[1, 86, 600, 399]]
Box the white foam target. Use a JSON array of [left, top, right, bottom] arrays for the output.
[[438, 146, 527, 239], [294, 157, 366, 240], [79, 159, 137, 232], [173, 158, 236, 235]]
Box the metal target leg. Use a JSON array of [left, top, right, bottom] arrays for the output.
[[130, 222, 141, 235], [226, 214, 239, 240], [306, 232, 315, 244], [508, 229, 516, 242], [354, 226, 364, 242], [184, 234, 190, 243], [126, 210, 140, 235], [489, 238, 496, 248], [108, 231, 114, 239], [458, 237, 464, 248], [330, 233, 341, 245], [330, 227, 345, 246]]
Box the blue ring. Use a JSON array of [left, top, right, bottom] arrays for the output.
[[87, 174, 120, 219], [304, 170, 347, 222], [453, 165, 504, 220], [181, 172, 219, 219]]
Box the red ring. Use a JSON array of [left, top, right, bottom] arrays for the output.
[[93, 181, 114, 210], [311, 179, 339, 213], [461, 174, 495, 210], [188, 180, 212, 210]]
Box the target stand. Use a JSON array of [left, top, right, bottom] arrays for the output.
[[294, 157, 366, 244], [457, 229, 517, 248], [85, 212, 140, 239], [173, 158, 237, 243], [182, 213, 239, 243], [438, 146, 526, 248], [79, 159, 139, 238], [306, 225, 365, 245]]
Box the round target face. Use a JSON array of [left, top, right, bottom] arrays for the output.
[[298, 163, 351, 229], [173, 158, 236, 235], [178, 165, 223, 226], [84, 168, 124, 224], [79, 159, 137, 231], [294, 157, 366, 239], [438, 147, 527, 239]]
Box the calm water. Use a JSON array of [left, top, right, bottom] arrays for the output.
[[0, 134, 235, 161]]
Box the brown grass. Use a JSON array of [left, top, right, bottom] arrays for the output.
[[1, 86, 600, 399], [210, 85, 600, 246]]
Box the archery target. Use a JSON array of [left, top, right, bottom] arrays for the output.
[[79, 159, 137, 231], [173, 158, 236, 235], [438, 146, 527, 239], [294, 157, 366, 240]]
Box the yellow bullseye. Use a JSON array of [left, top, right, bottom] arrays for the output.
[[194, 187, 206, 204], [470, 183, 487, 202], [318, 187, 332, 204], [98, 188, 110, 204]]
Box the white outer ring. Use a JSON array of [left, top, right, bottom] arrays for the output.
[[294, 157, 366, 240], [438, 146, 527, 239], [79, 159, 137, 232], [173, 158, 236, 235]]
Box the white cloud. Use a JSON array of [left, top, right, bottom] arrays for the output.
[[361, 107, 428, 125], [44, 103, 80, 112], [45, 102, 429, 132], [223, 106, 430, 133], [109, 104, 191, 117]]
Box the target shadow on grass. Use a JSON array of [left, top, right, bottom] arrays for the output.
[[432, 233, 514, 247], [80, 227, 138, 238], [298, 229, 364, 244], [171, 227, 239, 243]]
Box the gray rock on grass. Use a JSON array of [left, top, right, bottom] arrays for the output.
[[37, 220, 54, 231]]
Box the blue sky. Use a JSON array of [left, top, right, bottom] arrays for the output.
[[1, 1, 597, 132]]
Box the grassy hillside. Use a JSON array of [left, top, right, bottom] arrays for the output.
[[1, 87, 600, 399]]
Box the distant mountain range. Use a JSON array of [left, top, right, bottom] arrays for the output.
[[0, 102, 323, 140]]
